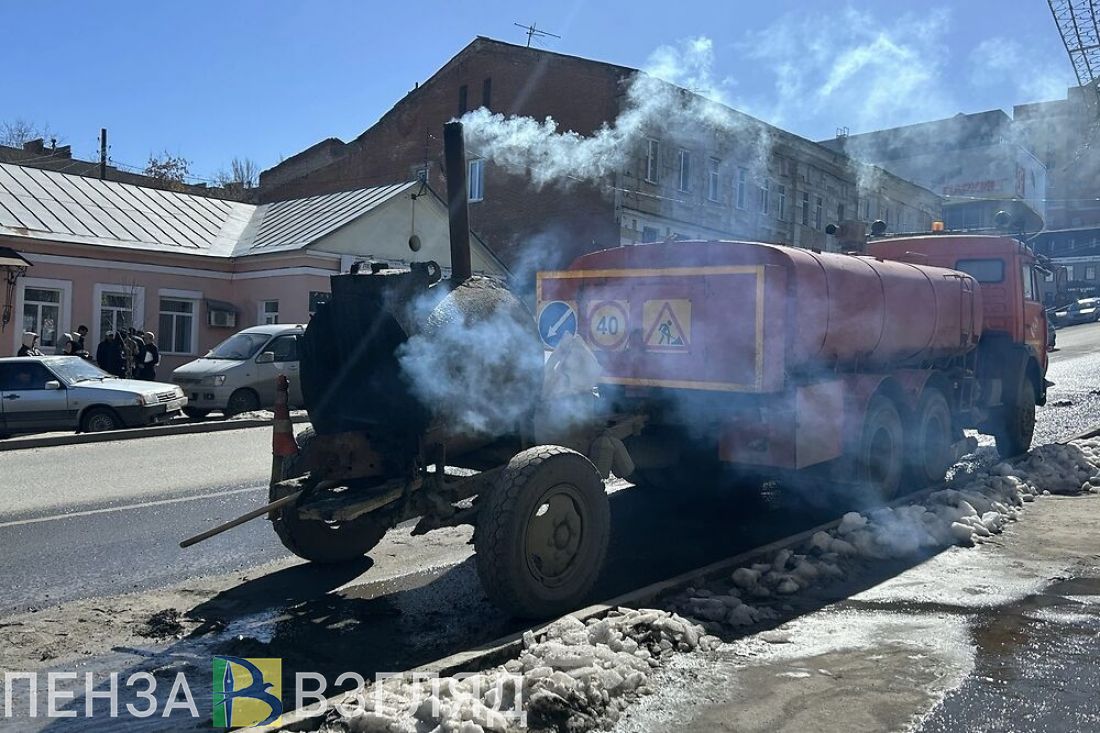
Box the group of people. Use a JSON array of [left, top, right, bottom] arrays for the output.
[[95, 328, 161, 380], [16, 325, 161, 381]]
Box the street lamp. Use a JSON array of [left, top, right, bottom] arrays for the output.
[[0, 246, 31, 333]]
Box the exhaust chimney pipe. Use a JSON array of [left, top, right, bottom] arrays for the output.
[[443, 121, 472, 285]]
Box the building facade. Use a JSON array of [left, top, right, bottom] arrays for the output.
[[260, 37, 941, 272], [820, 110, 1047, 233], [1014, 81, 1100, 230], [0, 163, 504, 373]]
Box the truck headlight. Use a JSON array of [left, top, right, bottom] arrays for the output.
[[201, 375, 227, 387]]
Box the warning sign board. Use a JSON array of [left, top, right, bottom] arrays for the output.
[[642, 299, 691, 352], [588, 300, 629, 350]]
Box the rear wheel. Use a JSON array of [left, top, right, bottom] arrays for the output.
[[475, 446, 609, 619], [993, 378, 1036, 459], [908, 388, 954, 486], [271, 428, 388, 563], [81, 407, 122, 433], [853, 395, 905, 501]]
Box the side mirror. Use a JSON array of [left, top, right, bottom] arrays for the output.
[[256, 351, 275, 364], [44, 380, 62, 391]]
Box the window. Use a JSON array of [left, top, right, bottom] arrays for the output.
[[482, 77, 492, 110], [267, 335, 300, 362], [0, 362, 54, 392], [99, 292, 134, 336], [837, 203, 845, 222], [954, 259, 1005, 283], [1022, 265, 1037, 300], [862, 199, 871, 220], [1088, 266, 1097, 281], [677, 150, 691, 192], [22, 287, 60, 350], [260, 300, 279, 325], [736, 168, 748, 209], [707, 157, 720, 201], [759, 179, 770, 214], [458, 84, 468, 116], [801, 192, 810, 225], [158, 299, 195, 354], [814, 195, 823, 229], [308, 291, 331, 315], [641, 226, 661, 243], [776, 184, 787, 220], [645, 139, 660, 183], [468, 158, 485, 202]]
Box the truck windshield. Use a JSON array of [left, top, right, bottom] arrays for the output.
[[954, 259, 1005, 283], [206, 333, 271, 360]]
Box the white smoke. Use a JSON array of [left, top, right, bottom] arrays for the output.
[[460, 36, 772, 190], [970, 37, 1069, 104]]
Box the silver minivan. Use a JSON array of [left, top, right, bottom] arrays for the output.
[[171, 324, 306, 417]]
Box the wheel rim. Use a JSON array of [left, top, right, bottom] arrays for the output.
[[524, 483, 585, 588], [87, 414, 114, 432]]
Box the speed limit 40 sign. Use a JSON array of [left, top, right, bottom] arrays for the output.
[[587, 300, 628, 350]]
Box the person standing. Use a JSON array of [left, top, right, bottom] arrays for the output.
[[17, 332, 43, 357], [139, 331, 160, 380], [95, 332, 125, 377], [73, 325, 89, 355]]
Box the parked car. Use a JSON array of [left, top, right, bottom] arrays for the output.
[[1051, 298, 1100, 327], [171, 324, 306, 418], [0, 356, 186, 437]]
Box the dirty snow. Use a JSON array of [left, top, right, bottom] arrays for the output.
[[308, 438, 1100, 733]]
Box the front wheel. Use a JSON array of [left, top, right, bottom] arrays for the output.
[[225, 388, 260, 417], [82, 407, 122, 433], [475, 446, 609, 619], [993, 378, 1036, 459]]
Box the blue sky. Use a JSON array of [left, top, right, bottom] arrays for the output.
[[1, 0, 1074, 183]]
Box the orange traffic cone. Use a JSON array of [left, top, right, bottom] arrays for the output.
[[272, 375, 299, 458]]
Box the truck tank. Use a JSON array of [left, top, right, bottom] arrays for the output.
[[537, 240, 983, 394]]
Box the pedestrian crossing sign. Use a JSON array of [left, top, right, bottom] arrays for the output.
[[643, 299, 691, 352]]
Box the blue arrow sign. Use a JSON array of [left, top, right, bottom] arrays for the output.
[[538, 301, 577, 348]]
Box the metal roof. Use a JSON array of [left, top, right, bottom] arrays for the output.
[[241, 182, 415, 254], [0, 162, 416, 259]]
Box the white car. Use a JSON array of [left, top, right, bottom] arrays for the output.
[[0, 356, 187, 437]]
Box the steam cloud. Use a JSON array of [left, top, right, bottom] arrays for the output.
[[461, 37, 774, 190]]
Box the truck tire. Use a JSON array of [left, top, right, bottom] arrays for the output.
[[475, 446, 609, 619], [908, 388, 953, 486], [993, 378, 1036, 459], [270, 428, 387, 564], [854, 395, 905, 500]]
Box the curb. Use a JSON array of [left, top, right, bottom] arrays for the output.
[[0, 416, 309, 452]]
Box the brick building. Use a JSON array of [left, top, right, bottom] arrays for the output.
[[261, 37, 940, 272]]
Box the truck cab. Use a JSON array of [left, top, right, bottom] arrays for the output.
[[868, 234, 1048, 455]]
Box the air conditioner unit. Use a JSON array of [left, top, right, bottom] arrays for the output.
[[209, 310, 237, 328]]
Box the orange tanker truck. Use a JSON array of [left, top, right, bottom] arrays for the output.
[[181, 122, 1048, 619]]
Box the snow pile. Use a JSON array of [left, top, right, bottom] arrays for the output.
[[316, 610, 716, 733], [671, 438, 1100, 631]]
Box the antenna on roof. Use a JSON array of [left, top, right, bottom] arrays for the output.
[[513, 22, 561, 48]]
